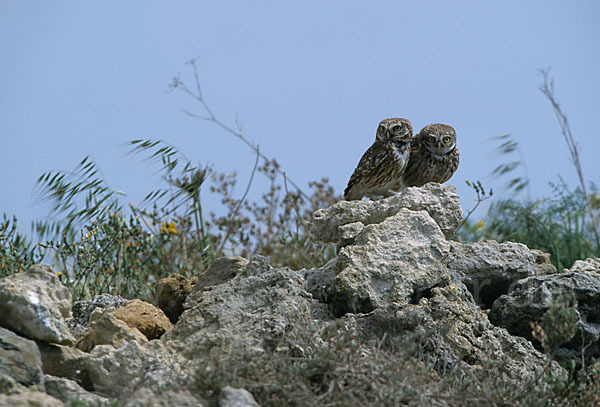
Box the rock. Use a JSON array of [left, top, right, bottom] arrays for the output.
[[124, 387, 204, 407], [567, 257, 600, 273], [0, 327, 43, 391], [71, 293, 128, 327], [38, 343, 93, 391], [198, 256, 249, 287], [326, 208, 450, 316], [489, 270, 600, 361], [446, 240, 556, 308], [0, 264, 74, 345], [164, 255, 331, 361], [0, 328, 43, 392], [76, 308, 148, 352], [182, 256, 249, 311], [311, 183, 462, 242], [219, 386, 259, 407], [113, 299, 172, 340], [44, 375, 108, 405], [0, 391, 64, 407], [357, 284, 557, 381], [83, 340, 189, 399], [154, 274, 196, 323]]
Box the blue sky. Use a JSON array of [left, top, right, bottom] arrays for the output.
[[1, 1, 599, 235]]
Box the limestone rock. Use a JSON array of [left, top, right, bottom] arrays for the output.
[[0, 264, 74, 345], [83, 340, 189, 399], [154, 274, 196, 323], [76, 308, 148, 352], [0, 327, 43, 390], [0, 391, 64, 407], [124, 387, 204, 407], [446, 240, 556, 308], [567, 257, 600, 273], [164, 256, 330, 361], [38, 343, 93, 391], [198, 256, 249, 288], [326, 208, 450, 316], [71, 293, 128, 327], [489, 270, 600, 360], [44, 375, 108, 405], [357, 284, 557, 381], [113, 299, 172, 340], [219, 386, 259, 407], [311, 183, 462, 242]]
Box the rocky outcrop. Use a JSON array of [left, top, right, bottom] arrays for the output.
[[0, 265, 74, 345], [164, 255, 330, 361], [311, 183, 462, 242], [4, 182, 596, 405], [489, 266, 600, 361], [0, 327, 43, 391], [447, 240, 556, 307]]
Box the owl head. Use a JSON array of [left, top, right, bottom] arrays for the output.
[[376, 118, 413, 144], [418, 123, 457, 155]]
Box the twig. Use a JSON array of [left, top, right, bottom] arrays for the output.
[[218, 147, 261, 253], [451, 180, 493, 240], [172, 58, 309, 200], [538, 68, 600, 253]]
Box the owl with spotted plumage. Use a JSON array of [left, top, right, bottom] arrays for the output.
[[344, 118, 413, 200], [395, 123, 459, 189]]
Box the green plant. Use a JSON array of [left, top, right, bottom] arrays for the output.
[[0, 214, 44, 277]]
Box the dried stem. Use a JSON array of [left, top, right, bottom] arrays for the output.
[[538, 68, 600, 252], [171, 58, 309, 201]]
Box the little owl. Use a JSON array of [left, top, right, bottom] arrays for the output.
[[344, 118, 413, 200], [396, 123, 459, 189]]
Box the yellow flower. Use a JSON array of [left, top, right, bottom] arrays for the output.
[[474, 220, 486, 231], [56, 272, 62, 277], [161, 221, 179, 235]]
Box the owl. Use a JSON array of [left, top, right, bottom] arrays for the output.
[[396, 123, 459, 188], [344, 118, 413, 200]]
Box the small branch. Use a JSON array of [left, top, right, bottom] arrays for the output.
[[218, 147, 261, 254], [538, 68, 600, 252], [172, 58, 309, 201]]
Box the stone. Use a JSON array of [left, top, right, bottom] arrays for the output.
[[154, 274, 196, 323], [0, 264, 74, 345], [356, 284, 558, 381], [44, 375, 109, 405], [38, 343, 93, 391], [76, 308, 148, 352], [164, 257, 330, 361], [311, 183, 462, 242], [489, 270, 600, 361], [113, 299, 173, 340], [198, 256, 249, 287], [326, 208, 450, 316], [0, 391, 64, 407], [124, 387, 204, 407], [0, 327, 43, 390], [446, 240, 556, 308], [83, 340, 189, 399], [71, 293, 128, 327], [567, 257, 600, 273], [219, 386, 259, 407]]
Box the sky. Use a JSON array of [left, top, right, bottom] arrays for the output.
[[1, 1, 599, 237]]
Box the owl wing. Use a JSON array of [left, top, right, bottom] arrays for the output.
[[344, 141, 389, 199]]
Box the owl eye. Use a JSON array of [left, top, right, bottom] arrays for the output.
[[427, 136, 436, 143], [443, 136, 451, 143], [392, 125, 402, 133], [379, 125, 386, 133]]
